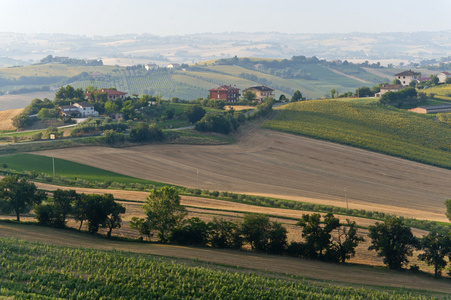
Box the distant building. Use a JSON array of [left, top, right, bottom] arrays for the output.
[[243, 85, 275, 101], [167, 63, 180, 69], [86, 89, 127, 101], [394, 70, 420, 86], [409, 104, 451, 114], [375, 84, 403, 97], [145, 63, 159, 71], [209, 85, 240, 103], [60, 102, 99, 118], [437, 72, 451, 83]]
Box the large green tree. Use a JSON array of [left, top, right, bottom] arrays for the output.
[[241, 213, 287, 254], [445, 199, 451, 221], [143, 186, 187, 242], [291, 90, 303, 102], [296, 213, 340, 260], [184, 105, 206, 124], [243, 90, 256, 102], [368, 217, 419, 270], [0, 175, 46, 221], [330, 219, 364, 263], [418, 232, 451, 278], [35, 189, 80, 228], [74, 193, 125, 235]]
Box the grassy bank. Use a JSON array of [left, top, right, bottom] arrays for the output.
[[262, 100, 451, 169]]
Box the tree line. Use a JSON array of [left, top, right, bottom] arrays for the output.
[[1, 175, 451, 277]]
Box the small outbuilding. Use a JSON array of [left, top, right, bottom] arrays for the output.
[[409, 104, 451, 114]]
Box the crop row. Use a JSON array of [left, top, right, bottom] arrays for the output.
[[262, 100, 451, 169], [0, 238, 434, 299]]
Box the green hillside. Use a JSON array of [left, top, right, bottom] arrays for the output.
[[262, 100, 451, 169], [0, 56, 391, 100], [0, 237, 439, 299]]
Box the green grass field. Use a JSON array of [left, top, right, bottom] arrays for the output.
[[262, 100, 451, 169], [0, 237, 439, 300], [0, 153, 164, 186]]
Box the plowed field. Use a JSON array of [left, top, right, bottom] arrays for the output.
[[37, 127, 451, 222]]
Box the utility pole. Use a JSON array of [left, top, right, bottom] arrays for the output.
[[344, 188, 348, 209], [197, 170, 199, 189], [52, 155, 55, 179]]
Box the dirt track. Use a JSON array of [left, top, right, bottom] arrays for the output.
[[0, 222, 450, 294], [38, 127, 451, 222]]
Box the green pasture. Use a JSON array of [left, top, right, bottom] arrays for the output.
[[0, 153, 164, 186], [262, 100, 451, 169]]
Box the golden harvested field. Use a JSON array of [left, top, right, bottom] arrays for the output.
[[0, 91, 54, 110], [0, 108, 22, 130], [38, 127, 451, 223]]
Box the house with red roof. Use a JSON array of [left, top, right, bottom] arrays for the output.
[[86, 89, 127, 101], [209, 85, 240, 103]]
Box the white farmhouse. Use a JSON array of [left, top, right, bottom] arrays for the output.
[[394, 70, 420, 86], [437, 72, 451, 83], [60, 102, 99, 118]]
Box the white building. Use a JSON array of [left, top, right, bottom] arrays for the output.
[[394, 70, 420, 86], [437, 72, 451, 83], [145, 63, 159, 71], [60, 102, 99, 118]]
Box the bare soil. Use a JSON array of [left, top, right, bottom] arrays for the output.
[[37, 127, 451, 222]]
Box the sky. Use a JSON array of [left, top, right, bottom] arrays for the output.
[[0, 0, 450, 36]]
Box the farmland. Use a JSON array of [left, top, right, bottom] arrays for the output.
[[262, 100, 451, 169], [36, 125, 451, 223], [0, 57, 392, 103], [0, 154, 164, 187], [1, 234, 448, 299]]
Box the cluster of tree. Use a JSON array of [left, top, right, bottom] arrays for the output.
[[192, 98, 226, 110], [195, 111, 245, 135], [0, 75, 64, 89], [379, 87, 426, 108], [248, 98, 275, 119], [0, 175, 126, 237], [129, 187, 364, 261], [7, 86, 50, 95], [369, 217, 451, 278], [129, 123, 164, 143], [184, 105, 206, 124], [1, 174, 451, 277], [40, 55, 103, 66], [70, 117, 128, 137]]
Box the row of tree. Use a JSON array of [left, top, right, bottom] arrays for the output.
[[0, 176, 126, 238], [128, 186, 451, 276], [2, 176, 451, 277]]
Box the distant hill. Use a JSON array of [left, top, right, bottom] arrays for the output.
[[0, 56, 397, 102], [0, 56, 448, 104]]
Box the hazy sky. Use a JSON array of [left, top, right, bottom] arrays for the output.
[[0, 0, 450, 36]]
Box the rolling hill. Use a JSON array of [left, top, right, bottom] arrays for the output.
[[0, 57, 396, 103]]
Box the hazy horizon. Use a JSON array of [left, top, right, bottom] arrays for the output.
[[1, 0, 450, 37]]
